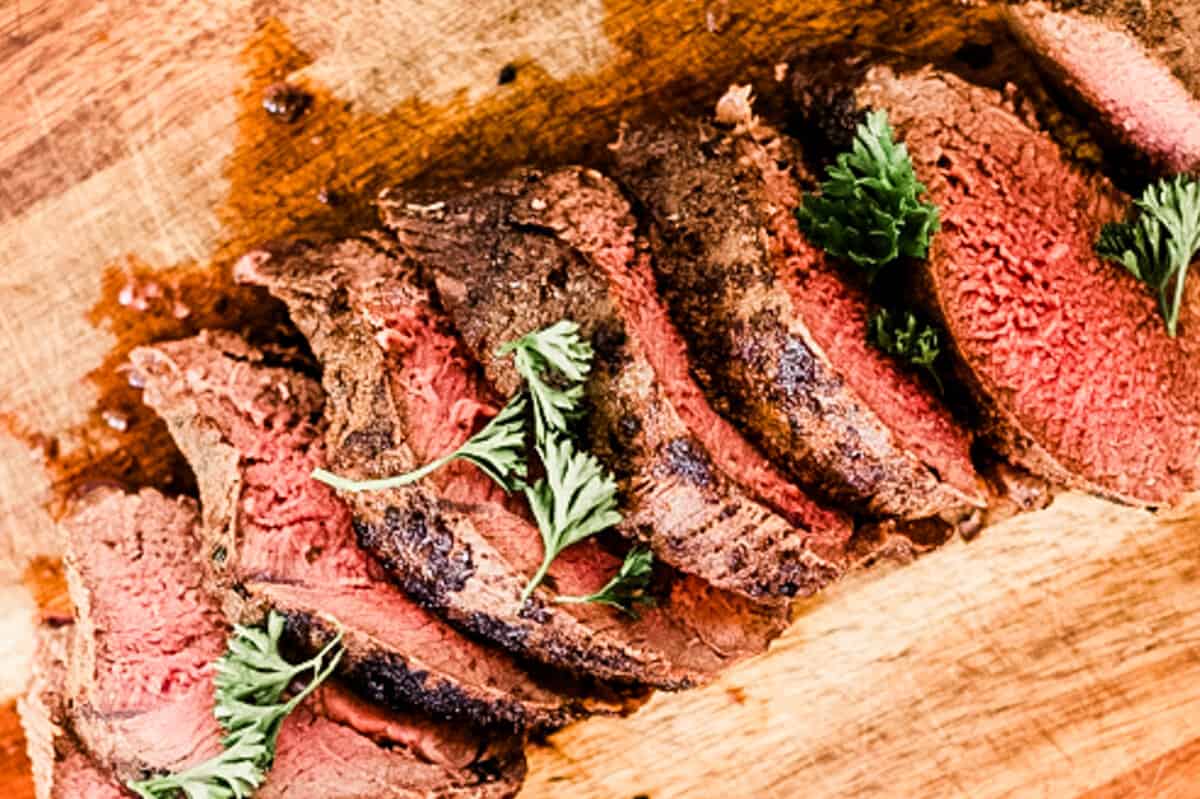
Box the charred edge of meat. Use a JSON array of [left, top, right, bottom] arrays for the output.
[[280, 611, 536, 730], [354, 509, 661, 687], [782, 48, 872, 165], [352, 504, 475, 609], [657, 438, 716, 489]]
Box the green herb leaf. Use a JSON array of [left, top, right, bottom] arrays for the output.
[[214, 613, 343, 755], [128, 613, 344, 799], [519, 435, 623, 603], [497, 320, 593, 441], [1096, 174, 1200, 336], [127, 729, 270, 799], [312, 394, 528, 494], [868, 308, 944, 393], [554, 547, 656, 615], [796, 109, 940, 279]]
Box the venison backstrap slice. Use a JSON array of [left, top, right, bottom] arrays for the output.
[[856, 66, 1200, 505], [608, 95, 984, 519], [238, 238, 789, 689], [380, 165, 851, 601], [56, 484, 527, 798], [132, 332, 626, 730]]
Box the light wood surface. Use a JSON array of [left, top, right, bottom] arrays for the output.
[[2, 1, 1199, 796]]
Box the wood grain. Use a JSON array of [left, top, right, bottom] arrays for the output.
[[2, 0, 1200, 796], [520, 495, 1200, 798]]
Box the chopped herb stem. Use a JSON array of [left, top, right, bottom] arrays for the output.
[[312, 394, 528, 494], [1096, 174, 1200, 336], [554, 547, 655, 615]]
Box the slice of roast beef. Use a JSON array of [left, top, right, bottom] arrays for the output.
[[608, 96, 984, 520], [855, 66, 1200, 505], [379, 166, 850, 600], [19, 624, 128, 799], [131, 332, 621, 729], [60, 485, 526, 798], [1006, 1, 1200, 174], [238, 238, 789, 688]]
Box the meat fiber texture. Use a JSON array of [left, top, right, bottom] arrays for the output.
[[380, 165, 849, 601], [57, 484, 526, 798], [132, 331, 622, 730], [238, 238, 789, 690], [19, 625, 128, 799], [857, 66, 1200, 505], [1006, 1, 1200, 174], [609, 97, 984, 520]]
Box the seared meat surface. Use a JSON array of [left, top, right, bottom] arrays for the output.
[[381, 166, 849, 600]]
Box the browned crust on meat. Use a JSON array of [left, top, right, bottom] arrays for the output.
[[239, 238, 789, 689], [19, 625, 128, 799], [380, 166, 845, 599], [609, 121, 981, 519], [132, 330, 610, 729]]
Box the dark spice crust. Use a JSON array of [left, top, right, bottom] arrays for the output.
[[609, 123, 976, 519], [240, 235, 789, 687], [281, 610, 555, 730], [382, 165, 844, 600], [136, 326, 614, 731]]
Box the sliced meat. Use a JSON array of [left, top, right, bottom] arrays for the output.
[[131, 332, 622, 729], [59, 485, 526, 798], [1006, 1, 1200, 174], [855, 66, 1200, 505], [379, 166, 849, 600], [238, 238, 789, 689], [608, 102, 984, 519], [19, 624, 127, 799], [62, 487, 223, 779]]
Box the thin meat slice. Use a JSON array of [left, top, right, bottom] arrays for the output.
[[609, 100, 984, 519], [380, 166, 849, 599], [59, 485, 526, 798], [1006, 1, 1200, 174], [238, 239, 789, 688], [856, 66, 1200, 505], [131, 332, 623, 729], [19, 624, 128, 799]]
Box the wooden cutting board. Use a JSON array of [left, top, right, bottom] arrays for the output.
[[3, 1, 1200, 796]]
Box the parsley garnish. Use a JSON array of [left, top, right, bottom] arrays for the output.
[[868, 308, 944, 393], [1096, 174, 1200, 337], [519, 435, 623, 603], [128, 613, 343, 799], [796, 109, 940, 280], [313, 395, 528, 493], [555, 546, 656, 616], [127, 731, 271, 799], [313, 318, 638, 611], [496, 320, 592, 441]]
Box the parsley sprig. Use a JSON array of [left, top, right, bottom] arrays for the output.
[[796, 109, 940, 280], [519, 435, 623, 603], [311, 321, 593, 493], [313, 395, 528, 493], [1096, 174, 1200, 337], [313, 318, 648, 612], [128, 613, 343, 799], [868, 308, 944, 393], [497, 320, 593, 440], [554, 547, 656, 615], [127, 732, 269, 799]]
